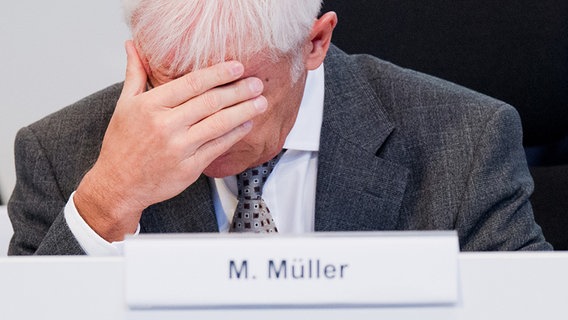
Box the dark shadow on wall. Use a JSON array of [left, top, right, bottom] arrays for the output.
[[322, 0, 568, 150], [322, 0, 568, 250]]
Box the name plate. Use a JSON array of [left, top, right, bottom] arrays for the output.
[[124, 231, 459, 308]]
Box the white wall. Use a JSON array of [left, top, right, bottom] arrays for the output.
[[0, 206, 10, 256], [0, 2, 130, 202]]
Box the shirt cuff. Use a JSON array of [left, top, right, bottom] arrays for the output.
[[64, 191, 140, 256]]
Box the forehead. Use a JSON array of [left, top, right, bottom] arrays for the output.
[[240, 53, 292, 81], [148, 50, 292, 88]]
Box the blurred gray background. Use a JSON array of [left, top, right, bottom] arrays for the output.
[[0, 1, 130, 202]]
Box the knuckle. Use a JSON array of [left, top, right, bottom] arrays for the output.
[[200, 92, 220, 111], [149, 115, 171, 137], [183, 74, 204, 94], [233, 80, 246, 96], [206, 136, 224, 152], [214, 67, 225, 84], [213, 62, 232, 83], [197, 138, 225, 164], [210, 116, 230, 133], [167, 138, 186, 158]]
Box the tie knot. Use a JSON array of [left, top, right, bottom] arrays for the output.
[[236, 150, 285, 200]]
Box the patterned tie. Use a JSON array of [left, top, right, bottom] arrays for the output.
[[229, 151, 285, 233]]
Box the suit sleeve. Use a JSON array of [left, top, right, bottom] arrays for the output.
[[8, 126, 85, 255], [456, 105, 552, 251]]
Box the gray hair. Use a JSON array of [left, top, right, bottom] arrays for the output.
[[122, 0, 323, 81]]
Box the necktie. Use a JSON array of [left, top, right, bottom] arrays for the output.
[[229, 151, 285, 233]]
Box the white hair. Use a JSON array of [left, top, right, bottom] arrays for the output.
[[122, 0, 323, 81]]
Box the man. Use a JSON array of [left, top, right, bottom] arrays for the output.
[[8, 0, 551, 255]]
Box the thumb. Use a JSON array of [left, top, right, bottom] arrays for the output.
[[121, 40, 148, 98]]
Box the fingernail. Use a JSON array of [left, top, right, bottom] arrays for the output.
[[253, 96, 268, 112], [248, 78, 263, 93], [242, 120, 253, 130], [230, 63, 244, 77]]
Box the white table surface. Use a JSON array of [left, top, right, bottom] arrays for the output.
[[0, 252, 567, 320]]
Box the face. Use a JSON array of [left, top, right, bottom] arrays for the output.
[[148, 53, 308, 178]]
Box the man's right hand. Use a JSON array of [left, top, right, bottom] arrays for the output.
[[74, 41, 267, 242]]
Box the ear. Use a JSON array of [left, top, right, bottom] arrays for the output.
[[304, 12, 338, 71]]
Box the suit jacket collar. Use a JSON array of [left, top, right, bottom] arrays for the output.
[[139, 45, 410, 234], [315, 45, 410, 231], [140, 175, 219, 233]]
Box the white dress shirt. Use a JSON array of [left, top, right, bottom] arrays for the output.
[[64, 65, 325, 256]]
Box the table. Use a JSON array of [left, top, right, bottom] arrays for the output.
[[0, 252, 566, 319]]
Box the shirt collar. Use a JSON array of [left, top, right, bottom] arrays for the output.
[[214, 65, 324, 195], [282, 64, 325, 152]]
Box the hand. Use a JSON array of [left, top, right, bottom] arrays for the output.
[[74, 41, 267, 241]]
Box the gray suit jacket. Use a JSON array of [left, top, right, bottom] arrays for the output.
[[8, 46, 551, 255]]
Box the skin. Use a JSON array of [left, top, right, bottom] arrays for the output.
[[74, 12, 337, 242], [147, 53, 305, 178]]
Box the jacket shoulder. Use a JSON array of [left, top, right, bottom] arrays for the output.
[[14, 83, 123, 195], [27, 82, 123, 136]]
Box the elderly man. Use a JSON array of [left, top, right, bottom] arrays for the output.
[[8, 0, 551, 255]]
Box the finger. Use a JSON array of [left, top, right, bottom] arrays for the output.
[[121, 40, 148, 98], [171, 77, 264, 125], [149, 61, 245, 108], [185, 120, 254, 173], [186, 95, 267, 148]]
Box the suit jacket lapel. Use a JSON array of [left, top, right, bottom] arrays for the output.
[[315, 46, 410, 231], [139, 175, 219, 233], [138, 46, 409, 234]]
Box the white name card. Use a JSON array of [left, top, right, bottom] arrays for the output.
[[124, 231, 459, 308]]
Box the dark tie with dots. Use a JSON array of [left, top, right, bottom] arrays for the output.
[[229, 151, 285, 233]]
